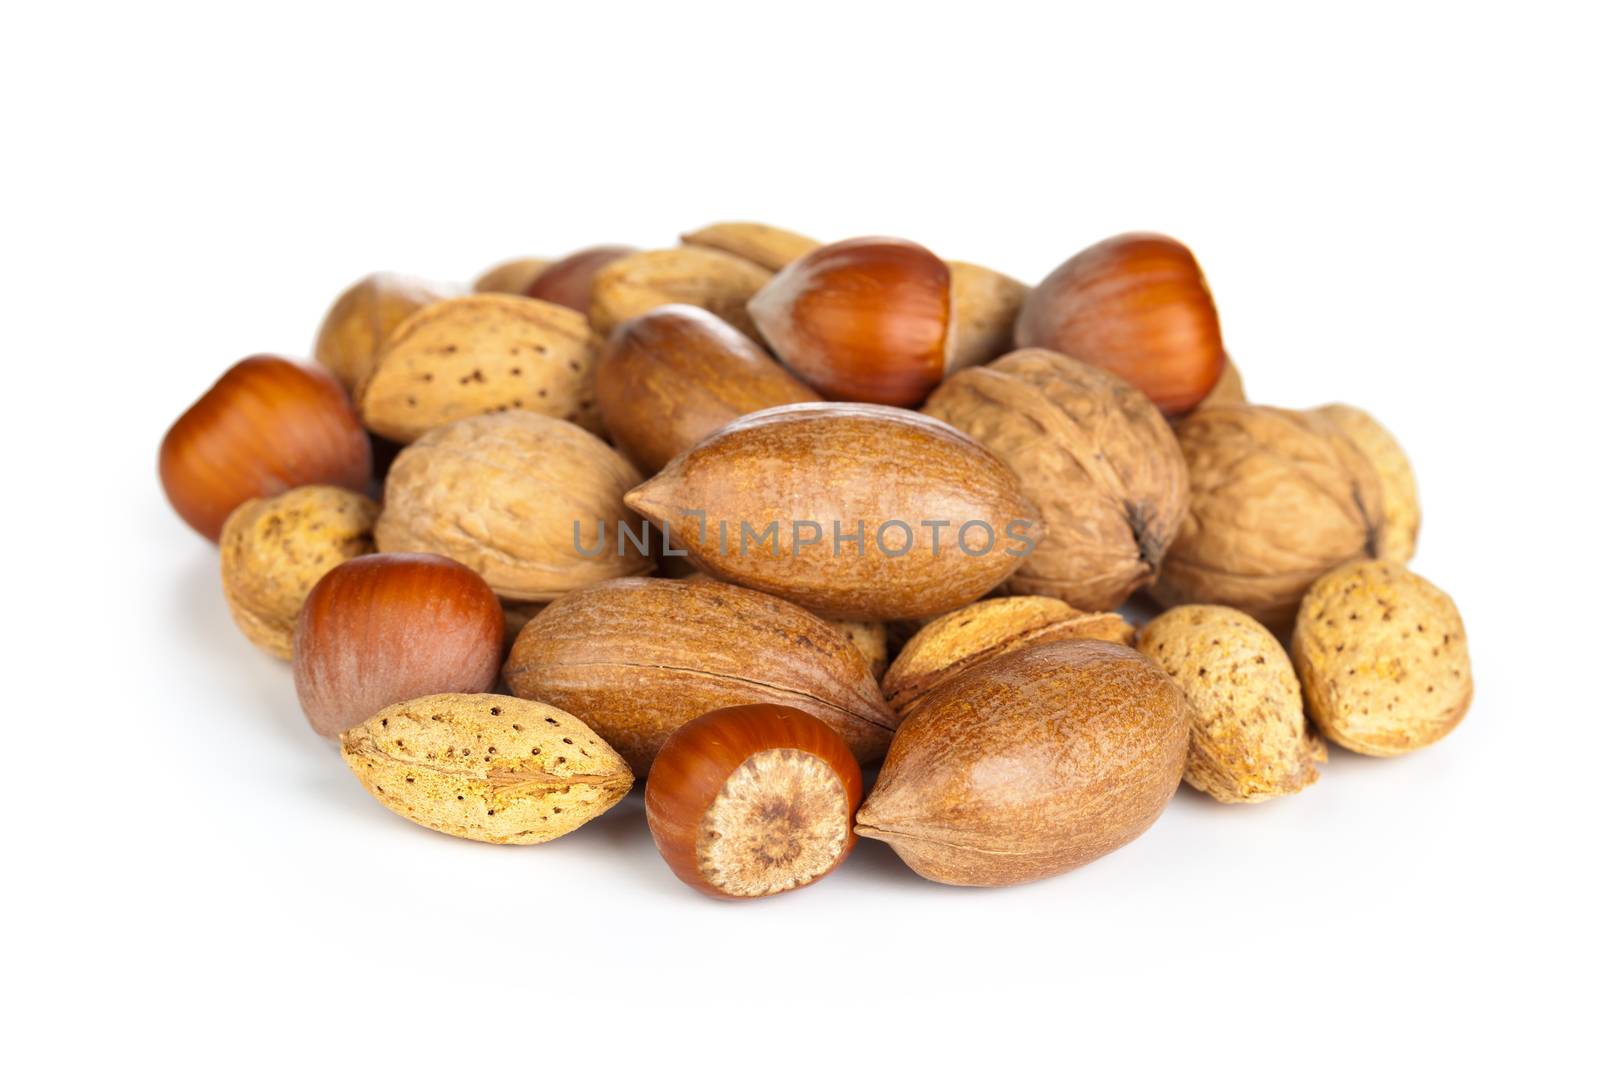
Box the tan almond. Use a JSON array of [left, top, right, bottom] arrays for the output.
[[1138, 604, 1325, 802], [680, 221, 821, 271], [589, 247, 772, 341], [340, 694, 633, 844], [219, 486, 378, 659], [883, 595, 1134, 718], [1291, 560, 1470, 756], [504, 577, 896, 775], [357, 294, 602, 442]]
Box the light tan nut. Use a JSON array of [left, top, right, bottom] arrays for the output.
[[340, 693, 633, 844], [1194, 356, 1247, 410], [680, 221, 821, 271], [883, 595, 1133, 718], [219, 486, 378, 659], [1312, 404, 1419, 562], [357, 294, 602, 442], [1291, 560, 1470, 756], [589, 247, 772, 341], [1154, 404, 1384, 626], [1138, 605, 1325, 802], [947, 261, 1029, 371], [375, 411, 652, 601], [923, 348, 1188, 611], [313, 273, 460, 392], [832, 619, 889, 680], [473, 257, 550, 295]]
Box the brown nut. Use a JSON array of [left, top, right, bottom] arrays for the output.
[[375, 411, 651, 601], [218, 486, 378, 659], [356, 294, 603, 442], [856, 640, 1189, 887], [624, 403, 1042, 621], [472, 257, 550, 295], [1154, 404, 1384, 626], [1291, 560, 1470, 756], [1015, 232, 1224, 415], [680, 221, 821, 271], [589, 247, 772, 341], [1312, 404, 1419, 562], [595, 304, 820, 473], [526, 245, 636, 313], [504, 577, 896, 775], [882, 595, 1133, 719], [923, 348, 1188, 611], [1138, 605, 1325, 802], [313, 273, 459, 392], [948, 261, 1029, 371], [340, 694, 633, 844]]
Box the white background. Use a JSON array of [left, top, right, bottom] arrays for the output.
[[5, 1, 1596, 1061]]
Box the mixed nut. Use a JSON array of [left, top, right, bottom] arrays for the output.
[[158, 221, 1473, 898]]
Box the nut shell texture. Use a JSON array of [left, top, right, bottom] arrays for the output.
[[219, 486, 378, 659], [375, 412, 650, 600], [1138, 605, 1325, 802], [624, 403, 1040, 621], [645, 704, 862, 899], [595, 304, 820, 473], [504, 577, 895, 774], [589, 247, 772, 341], [472, 257, 550, 295], [159, 355, 372, 541], [883, 595, 1134, 718], [680, 221, 821, 271], [1313, 404, 1419, 563], [358, 294, 603, 442], [314, 273, 459, 391], [1291, 560, 1470, 756], [340, 694, 633, 844], [948, 260, 1028, 372], [923, 348, 1187, 611], [856, 640, 1189, 887], [1154, 404, 1384, 625]]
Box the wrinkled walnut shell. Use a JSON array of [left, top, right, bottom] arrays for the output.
[[1154, 404, 1385, 626], [1138, 604, 1325, 802], [922, 348, 1188, 611], [375, 412, 651, 601], [219, 485, 378, 658]]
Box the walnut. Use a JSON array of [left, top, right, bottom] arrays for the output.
[[922, 348, 1188, 611]]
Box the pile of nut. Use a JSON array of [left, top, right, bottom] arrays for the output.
[[159, 224, 1472, 897]]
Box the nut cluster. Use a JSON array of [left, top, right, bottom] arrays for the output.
[[159, 220, 1471, 898]]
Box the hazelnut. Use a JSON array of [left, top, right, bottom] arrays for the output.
[[747, 237, 954, 406], [293, 552, 504, 737], [922, 348, 1188, 611], [219, 486, 378, 659], [1015, 232, 1224, 415], [856, 640, 1189, 886], [645, 704, 862, 899], [159, 355, 371, 541], [594, 304, 819, 473], [1291, 560, 1470, 756], [313, 272, 458, 391]]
